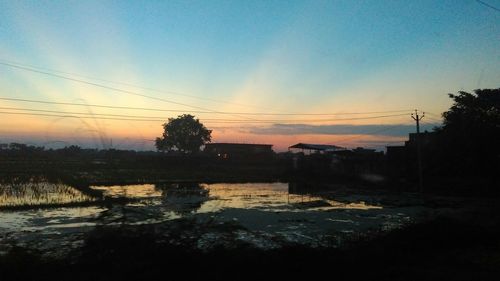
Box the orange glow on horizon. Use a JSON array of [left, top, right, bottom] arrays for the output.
[[1, 114, 407, 151]]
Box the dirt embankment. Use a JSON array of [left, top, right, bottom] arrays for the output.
[[1, 203, 499, 281]]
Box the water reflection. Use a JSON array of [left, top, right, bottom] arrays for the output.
[[0, 181, 385, 237], [92, 184, 162, 199], [88, 182, 382, 215], [289, 182, 332, 195], [0, 206, 104, 234], [156, 183, 209, 214], [0, 181, 429, 254], [197, 183, 381, 213], [0, 181, 381, 212]]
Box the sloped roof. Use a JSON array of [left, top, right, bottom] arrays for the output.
[[288, 143, 343, 151]]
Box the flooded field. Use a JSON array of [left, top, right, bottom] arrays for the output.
[[0, 181, 436, 256], [0, 181, 97, 207]]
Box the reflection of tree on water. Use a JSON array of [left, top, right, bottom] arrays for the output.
[[287, 182, 335, 206], [288, 182, 315, 204], [288, 182, 331, 195], [155, 183, 209, 215]]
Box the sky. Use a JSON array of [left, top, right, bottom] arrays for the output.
[[0, 0, 499, 151]]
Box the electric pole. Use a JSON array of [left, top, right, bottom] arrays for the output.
[[411, 109, 425, 192]]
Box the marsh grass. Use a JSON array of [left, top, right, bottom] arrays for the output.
[[0, 175, 111, 210]]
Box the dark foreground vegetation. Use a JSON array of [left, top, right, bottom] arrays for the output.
[[1, 206, 499, 281]]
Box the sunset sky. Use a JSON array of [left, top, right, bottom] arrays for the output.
[[0, 0, 499, 151]]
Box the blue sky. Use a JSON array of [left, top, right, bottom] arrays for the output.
[[0, 0, 498, 150]]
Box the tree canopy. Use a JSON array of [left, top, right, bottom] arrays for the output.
[[434, 88, 500, 175], [440, 88, 500, 133], [155, 114, 212, 153]]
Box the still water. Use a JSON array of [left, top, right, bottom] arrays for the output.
[[0, 182, 429, 255]]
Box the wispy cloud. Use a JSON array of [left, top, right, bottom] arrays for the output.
[[247, 123, 440, 136]]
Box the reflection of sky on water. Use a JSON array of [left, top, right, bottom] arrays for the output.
[[90, 182, 382, 213], [196, 183, 382, 213], [0, 182, 430, 254], [0, 207, 103, 233], [92, 184, 162, 199], [1, 183, 387, 233]]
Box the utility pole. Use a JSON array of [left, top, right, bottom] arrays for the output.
[[411, 109, 425, 192]]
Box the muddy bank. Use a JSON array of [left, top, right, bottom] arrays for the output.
[[1, 210, 499, 281]]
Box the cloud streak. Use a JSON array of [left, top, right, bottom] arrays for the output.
[[247, 123, 440, 136]]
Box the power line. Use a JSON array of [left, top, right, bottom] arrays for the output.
[[333, 123, 414, 145], [0, 61, 415, 118], [0, 58, 279, 112], [424, 111, 442, 118], [367, 140, 407, 144], [0, 111, 164, 122], [0, 107, 412, 123], [0, 61, 258, 121], [476, 0, 500, 12], [0, 96, 413, 116], [0, 106, 167, 119], [422, 117, 442, 124]]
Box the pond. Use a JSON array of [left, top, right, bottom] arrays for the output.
[[0, 181, 432, 255]]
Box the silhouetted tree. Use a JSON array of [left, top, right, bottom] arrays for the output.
[[155, 114, 212, 153], [434, 88, 500, 176]]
